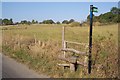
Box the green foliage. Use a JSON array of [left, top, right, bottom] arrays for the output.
[[36, 21, 38, 24], [0, 19, 2, 25], [2, 45, 11, 53], [32, 20, 35, 24], [110, 7, 120, 14], [87, 14, 95, 21], [21, 20, 28, 24], [20, 20, 33, 25], [2, 24, 118, 78], [62, 20, 69, 24], [62, 19, 76, 24], [70, 22, 80, 27], [87, 14, 99, 22], [69, 19, 75, 23], [14, 49, 32, 62], [87, 7, 120, 24], [27, 21, 31, 25], [99, 12, 116, 23], [32, 20, 38, 24], [56, 21, 61, 24], [42, 19, 55, 24], [2, 18, 13, 25]]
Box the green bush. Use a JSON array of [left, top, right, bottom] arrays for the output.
[[70, 22, 80, 27]]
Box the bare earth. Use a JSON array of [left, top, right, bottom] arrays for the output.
[[2, 54, 49, 78]]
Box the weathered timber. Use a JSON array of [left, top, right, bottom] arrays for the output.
[[34, 34, 37, 45], [58, 56, 87, 67], [61, 48, 86, 55], [65, 40, 88, 46], [77, 61, 87, 67], [70, 64, 75, 71], [62, 26, 66, 57], [57, 64, 70, 67], [58, 63, 75, 71]]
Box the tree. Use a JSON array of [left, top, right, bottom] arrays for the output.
[[0, 19, 2, 25], [87, 14, 95, 21], [110, 7, 120, 14], [2, 18, 12, 25], [9, 18, 13, 25], [99, 12, 116, 23], [42, 19, 55, 24], [86, 6, 120, 24], [21, 20, 27, 24], [39, 22, 42, 24], [56, 21, 60, 24], [70, 22, 80, 27], [14, 22, 19, 25], [27, 21, 31, 25], [62, 20, 69, 24], [32, 20, 35, 24], [69, 19, 75, 23], [35, 21, 38, 24], [48, 19, 55, 24], [20, 20, 32, 25]]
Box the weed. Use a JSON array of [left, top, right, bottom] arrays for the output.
[[2, 24, 118, 78]]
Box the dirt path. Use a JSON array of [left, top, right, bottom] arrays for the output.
[[2, 54, 49, 78]]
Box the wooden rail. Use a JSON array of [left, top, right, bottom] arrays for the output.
[[57, 64, 70, 67], [61, 48, 86, 55], [65, 40, 88, 46], [58, 56, 87, 67], [59, 26, 89, 71]]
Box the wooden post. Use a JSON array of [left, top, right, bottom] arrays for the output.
[[38, 40, 41, 46], [70, 63, 75, 71], [17, 34, 20, 48], [62, 26, 66, 58], [34, 34, 37, 45], [20, 35, 22, 48]]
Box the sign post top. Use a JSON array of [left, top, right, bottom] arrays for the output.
[[90, 5, 98, 13], [92, 7, 98, 13]]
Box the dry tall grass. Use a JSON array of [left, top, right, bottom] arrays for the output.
[[2, 24, 118, 78]]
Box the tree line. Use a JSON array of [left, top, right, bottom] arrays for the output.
[[1, 18, 76, 25], [1, 7, 120, 26], [87, 7, 120, 23]]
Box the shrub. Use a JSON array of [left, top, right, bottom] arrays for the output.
[[70, 22, 80, 27]]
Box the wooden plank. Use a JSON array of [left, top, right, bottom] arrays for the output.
[[65, 40, 88, 46], [77, 61, 87, 67], [61, 48, 86, 55], [57, 64, 70, 67], [70, 64, 75, 71], [58, 63, 75, 72], [58, 56, 87, 67]]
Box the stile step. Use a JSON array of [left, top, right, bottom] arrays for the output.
[[61, 48, 86, 55]]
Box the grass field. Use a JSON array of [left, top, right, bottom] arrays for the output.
[[2, 24, 118, 78]]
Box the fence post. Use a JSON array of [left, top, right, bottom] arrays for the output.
[[34, 34, 37, 45], [62, 26, 66, 57]]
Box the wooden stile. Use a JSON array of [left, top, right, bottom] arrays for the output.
[[58, 26, 88, 72], [61, 48, 86, 55]]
